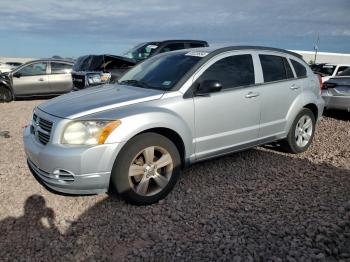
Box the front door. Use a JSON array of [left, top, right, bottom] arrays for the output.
[[193, 53, 261, 160], [12, 62, 49, 96]]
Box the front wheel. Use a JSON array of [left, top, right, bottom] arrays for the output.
[[0, 86, 12, 103], [282, 108, 316, 153], [110, 133, 181, 205]]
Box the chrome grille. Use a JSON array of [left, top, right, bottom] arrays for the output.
[[31, 113, 53, 145]]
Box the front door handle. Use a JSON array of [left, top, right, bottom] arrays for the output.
[[38, 78, 44, 82], [245, 91, 260, 98], [290, 84, 300, 90]]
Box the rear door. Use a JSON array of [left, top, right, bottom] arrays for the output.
[[193, 52, 261, 160], [257, 53, 301, 138], [12, 62, 49, 95], [48, 62, 73, 93]]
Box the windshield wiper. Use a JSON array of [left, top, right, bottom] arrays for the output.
[[118, 79, 158, 89]]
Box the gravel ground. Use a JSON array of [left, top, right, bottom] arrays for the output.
[[0, 100, 349, 262]]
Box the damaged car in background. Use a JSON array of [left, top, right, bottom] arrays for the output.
[[71, 40, 209, 90]]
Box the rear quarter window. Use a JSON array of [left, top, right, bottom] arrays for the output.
[[291, 59, 307, 78]]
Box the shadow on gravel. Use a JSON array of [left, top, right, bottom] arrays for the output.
[[324, 109, 350, 121], [1, 149, 349, 261]]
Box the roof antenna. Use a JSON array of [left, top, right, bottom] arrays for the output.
[[313, 33, 320, 64]]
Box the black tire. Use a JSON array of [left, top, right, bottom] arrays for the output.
[[110, 132, 181, 205], [0, 86, 12, 103], [282, 108, 316, 154]]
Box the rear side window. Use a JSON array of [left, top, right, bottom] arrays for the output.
[[188, 42, 206, 48], [260, 55, 292, 82], [291, 59, 307, 78], [199, 54, 255, 89], [338, 68, 350, 76], [337, 66, 350, 76], [51, 62, 72, 74], [160, 43, 186, 53]]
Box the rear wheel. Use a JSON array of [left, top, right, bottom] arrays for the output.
[[110, 132, 181, 205], [0, 86, 12, 103], [282, 108, 315, 153]]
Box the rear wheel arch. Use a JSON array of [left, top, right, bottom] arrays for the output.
[[303, 103, 318, 121]]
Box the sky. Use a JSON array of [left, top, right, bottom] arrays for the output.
[[0, 0, 349, 58]]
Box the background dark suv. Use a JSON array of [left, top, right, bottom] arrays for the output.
[[71, 40, 209, 90]]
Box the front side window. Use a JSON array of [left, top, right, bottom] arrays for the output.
[[260, 55, 292, 82], [18, 62, 47, 76], [51, 62, 72, 74], [199, 54, 255, 89], [119, 52, 202, 90], [291, 59, 307, 78]]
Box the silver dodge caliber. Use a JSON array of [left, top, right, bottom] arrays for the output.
[[24, 46, 324, 205]]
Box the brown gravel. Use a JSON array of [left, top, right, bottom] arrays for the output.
[[0, 100, 349, 262]]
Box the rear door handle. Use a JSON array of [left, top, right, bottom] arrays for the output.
[[38, 78, 44, 82], [245, 91, 260, 98], [290, 84, 300, 90]]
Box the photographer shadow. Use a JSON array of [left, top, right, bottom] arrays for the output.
[[0, 195, 64, 260]]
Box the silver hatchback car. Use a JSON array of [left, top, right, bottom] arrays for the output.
[[23, 46, 324, 205]]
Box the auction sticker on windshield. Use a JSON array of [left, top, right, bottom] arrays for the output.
[[147, 45, 158, 49], [185, 51, 209, 57]]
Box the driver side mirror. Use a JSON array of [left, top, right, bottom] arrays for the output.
[[195, 80, 222, 96], [13, 72, 21, 78]]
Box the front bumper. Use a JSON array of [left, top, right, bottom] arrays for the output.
[[23, 125, 121, 194], [322, 90, 350, 111]]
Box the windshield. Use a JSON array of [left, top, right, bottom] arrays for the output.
[[123, 42, 160, 61], [119, 52, 203, 90], [313, 65, 336, 76]]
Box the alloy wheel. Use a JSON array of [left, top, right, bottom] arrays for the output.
[[128, 146, 173, 196], [295, 115, 313, 147]]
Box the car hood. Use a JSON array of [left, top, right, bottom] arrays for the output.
[[38, 84, 164, 119]]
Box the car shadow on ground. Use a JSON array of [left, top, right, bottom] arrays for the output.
[[324, 109, 350, 121], [1, 148, 349, 261]]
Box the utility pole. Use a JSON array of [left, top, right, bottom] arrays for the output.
[[313, 33, 320, 64]]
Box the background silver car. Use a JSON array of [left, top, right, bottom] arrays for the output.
[[23, 46, 324, 205], [322, 67, 350, 111], [0, 59, 73, 102]]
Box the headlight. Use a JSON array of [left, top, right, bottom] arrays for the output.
[[61, 120, 121, 145], [87, 74, 101, 84], [87, 73, 111, 84]]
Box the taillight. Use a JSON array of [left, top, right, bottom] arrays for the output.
[[315, 74, 323, 89], [323, 82, 337, 89]]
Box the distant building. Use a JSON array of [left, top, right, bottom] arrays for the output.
[[290, 50, 350, 64], [0, 56, 35, 64]]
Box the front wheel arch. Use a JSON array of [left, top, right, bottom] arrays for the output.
[[0, 84, 13, 102]]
